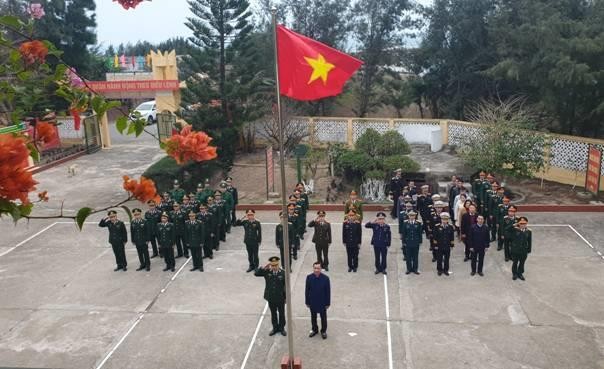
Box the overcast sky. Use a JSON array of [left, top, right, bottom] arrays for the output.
[[95, 0, 433, 47]]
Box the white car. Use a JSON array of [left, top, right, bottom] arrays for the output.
[[132, 100, 157, 125]]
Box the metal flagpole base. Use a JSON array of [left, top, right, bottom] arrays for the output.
[[281, 356, 302, 369]]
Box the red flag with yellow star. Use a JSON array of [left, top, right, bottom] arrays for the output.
[[277, 25, 363, 101]]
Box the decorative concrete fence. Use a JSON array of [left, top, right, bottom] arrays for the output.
[[268, 117, 604, 192]]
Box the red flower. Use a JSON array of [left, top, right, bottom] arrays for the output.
[[35, 122, 55, 144], [164, 125, 218, 165], [113, 0, 144, 10], [0, 134, 38, 204], [19, 40, 48, 65], [122, 175, 160, 203]]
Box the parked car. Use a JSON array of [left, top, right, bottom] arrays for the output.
[[132, 100, 157, 125]]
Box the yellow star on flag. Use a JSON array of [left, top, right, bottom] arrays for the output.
[[304, 53, 335, 85]]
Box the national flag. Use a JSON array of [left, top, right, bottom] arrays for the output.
[[276, 25, 363, 101]]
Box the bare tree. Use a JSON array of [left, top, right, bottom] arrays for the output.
[[258, 105, 310, 155]]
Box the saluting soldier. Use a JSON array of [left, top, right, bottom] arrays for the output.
[[401, 210, 423, 275], [308, 210, 332, 271], [501, 205, 520, 262], [235, 209, 262, 272], [158, 192, 174, 213], [170, 179, 186, 204], [276, 211, 295, 270], [184, 210, 204, 272], [170, 203, 187, 258], [225, 177, 238, 225], [365, 212, 392, 275], [344, 190, 364, 222], [389, 168, 404, 219], [511, 217, 531, 281], [130, 208, 151, 271], [255, 256, 287, 336], [157, 212, 176, 272], [144, 199, 161, 258], [343, 210, 362, 272], [196, 204, 214, 259], [287, 203, 301, 260], [220, 182, 235, 234], [99, 210, 128, 271], [432, 212, 455, 276]]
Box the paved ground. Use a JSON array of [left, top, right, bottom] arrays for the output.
[[1, 123, 604, 368]]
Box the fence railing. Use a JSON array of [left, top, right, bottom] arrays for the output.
[[264, 116, 604, 191]]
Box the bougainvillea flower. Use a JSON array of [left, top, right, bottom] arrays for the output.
[[114, 0, 144, 10], [19, 40, 48, 65], [66, 67, 85, 88], [0, 134, 37, 204], [27, 3, 45, 19], [35, 122, 55, 144], [122, 175, 160, 203], [164, 125, 218, 165]]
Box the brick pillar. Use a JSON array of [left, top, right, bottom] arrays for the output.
[[347, 118, 354, 148], [281, 356, 302, 369]]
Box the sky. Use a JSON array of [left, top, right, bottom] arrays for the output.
[[95, 0, 434, 47]]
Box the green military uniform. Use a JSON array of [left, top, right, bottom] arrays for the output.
[[222, 190, 234, 233], [170, 180, 186, 204], [296, 196, 308, 238], [487, 191, 503, 241], [196, 184, 214, 205], [99, 216, 128, 270], [184, 218, 204, 271], [196, 210, 214, 258], [169, 209, 187, 257], [207, 201, 221, 250], [254, 262, 286, 334], [276, 221, 296, 268], [287, 209, 301, 260], [157, 220, 176, 271], [235, 217, 262, 272], [502, 215, 520, 261], [496, 203, 511, 250], [214, 198, 227, 242], [511, 226, 532, 280], [130, 216, 151, 270]]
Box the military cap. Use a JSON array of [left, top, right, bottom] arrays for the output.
[[394, 168, 402, 172], [173, 179, 180, 185], [132, 208, 142, 214], [269, 256, 280, 266], [161, 212, 169, 218], [197, 183, 204, 189], [440, 212, 450, 219], [207, 196, 214, 201], [509, 205, 518, 211], [172, 203, 180, 207], [287, 203, 295, 208], [219, 181, 227, 188], [317, 210, 326, 216], [182, 195, 189, 200], [434, 200, 446, 207], [404, 195, 412, 200], [421, 184, 429, 190], [107, 210, 117, 216], [408, 210, 418, 216], [162, 191, 170, 196], [188, 210, 196, 215], [487, 174, 494, 179], [288, 195, 297, 200], [147, 199, 156, 205], [518, 217, 528, 224], [376, 212, 386, 218], [405, 202, 413, 207], [246, 209, 256, 214], [350, 190, 357, 195], [214, 190, 222, 195], [225, 176, 233, 181], [431, 194, 441, 201]]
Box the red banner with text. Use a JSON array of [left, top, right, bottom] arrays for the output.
[[585, 145, 602, 194]]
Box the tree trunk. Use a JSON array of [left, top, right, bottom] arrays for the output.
[[219, 7, 228, 124]]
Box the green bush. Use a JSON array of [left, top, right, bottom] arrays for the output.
[[335, 150, 376, 180], [365, 169, 385, 180], [355, 128, 382, 157], [380, 155, 421, 174], [380, 130, 411, 156], [143, 156, 222, 195]]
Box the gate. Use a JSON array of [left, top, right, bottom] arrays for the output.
[[83, 115, 101, 153], [157, 111, 176, 144]]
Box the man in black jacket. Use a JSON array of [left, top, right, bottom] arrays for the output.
[[468, 215, 490, 276], [130, 208, 150, 271], [99, 210, 128, 271], [342, 210, 362, 272], [432, 212, 455, 276], [255, 256, 287, 336]]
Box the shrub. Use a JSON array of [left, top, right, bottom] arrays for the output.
[[143, 156, 222, 194], [380, 155, 421, 174], [379, 130, 411, 156], [335, 150, 376, 180], [355, 128, 382, 157], [365, 169, 386, 180]]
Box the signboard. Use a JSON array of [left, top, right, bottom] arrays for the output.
[[266, 147, 274, 199], [585, 145, 602, 194], [87, 80, 180, 93]]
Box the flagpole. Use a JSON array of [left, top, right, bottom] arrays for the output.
[[272, 6, 296, 368]]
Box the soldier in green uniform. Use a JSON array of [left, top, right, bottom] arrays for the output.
[[501, 205, 520, 262], [157, 212, 176, 272], [511, 217, 531, 280], [99, 210, 128, 271], [214, 191, 227, 242], [496, 195, 511, 250], [486, 182, 503, 241], [159, 192, 174, 213], [170, 203, 188, 258], [225, 177, 238, 226], [130, 208, 151, 271], [287, 202, 302, 260], [170, 179, 186, 204], [294, 188, 308, 240], [254, 256, 287, 336], [181, 195, 195, 215], [196, 204, 214, 259], [184, 210, 204, 272], [308, 210, 332, 271], [344, 190, 364, 221], [472, 171, 487, 212], [401, 210, 423, 275], [188, 192, 199, 210], [220, 181, 234, 234], [207, 196, 220, 250], [235, 209, 262, 272], [144, 199, 161, 258], [276, 211, 295, 270]]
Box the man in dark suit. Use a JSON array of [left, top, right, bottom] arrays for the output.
[[342, 210, 362, 272], [401, 210, 423, 274], [157, 212, 176, 272], [184, 211, 204, 272], [308, 211, 332, 271], [468, 215, 490, 276], [432, 212, 455, 276], [306, 262, 331, 339], [255, 256, 287, 336], [365, 212, 392, 275], [130, 208, 151, 271], [461, 204, 478, 262], [99, 210, 128, 271]]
